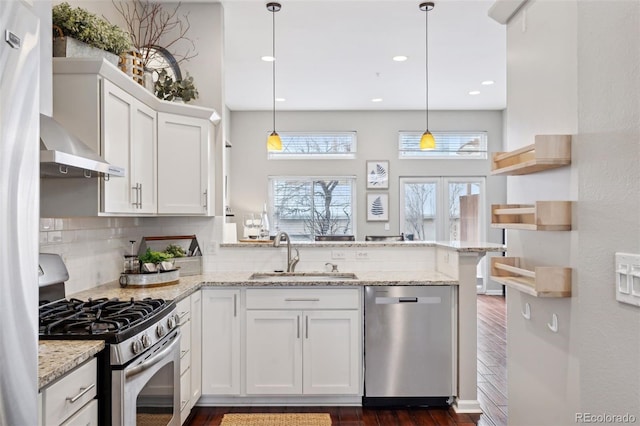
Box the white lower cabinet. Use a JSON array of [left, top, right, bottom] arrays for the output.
[[201, 289, 241, 395], [244, 288, 361, 396], [176, 290, 202, 425], [40, 358, 98, 426]]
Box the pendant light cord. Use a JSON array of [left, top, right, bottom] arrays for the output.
[[425, 4, 429, 131], [272, 7, 277, 133]]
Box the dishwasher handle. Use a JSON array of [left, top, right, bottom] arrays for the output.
[[374, 296, 442, 305]]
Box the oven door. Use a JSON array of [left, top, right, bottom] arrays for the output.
[[112, 329, 180, 426]]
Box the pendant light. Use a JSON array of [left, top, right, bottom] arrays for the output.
[[419, 2, 436, 150], [266, 2, 283, 152]]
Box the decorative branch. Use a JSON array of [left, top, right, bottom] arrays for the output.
[[112, 0, 197, 69]]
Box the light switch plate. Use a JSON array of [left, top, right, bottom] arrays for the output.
[[615, 253, 640, 307]]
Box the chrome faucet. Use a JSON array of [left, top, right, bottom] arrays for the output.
[[273, 231, 299, 272]]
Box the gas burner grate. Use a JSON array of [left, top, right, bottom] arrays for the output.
[[39, 297, 167, 337]]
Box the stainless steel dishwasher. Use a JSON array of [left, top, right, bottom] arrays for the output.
[[363, 285, 454, 407]]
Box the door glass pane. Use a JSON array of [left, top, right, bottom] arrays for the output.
[[403, 182, 438, 241], [448, 182, 481, 241]]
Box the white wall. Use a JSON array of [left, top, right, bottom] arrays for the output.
[[576, 0, 640, 418], [504, 0, 640, 424], [229, 109, 506, 241]]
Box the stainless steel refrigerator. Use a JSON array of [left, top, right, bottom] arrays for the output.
[[0, 0, 40, 424]]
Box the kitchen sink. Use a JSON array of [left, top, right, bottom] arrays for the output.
[[248, 272, 358, 281]]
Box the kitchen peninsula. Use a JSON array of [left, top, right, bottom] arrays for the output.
[[46, 241, 504, 417]]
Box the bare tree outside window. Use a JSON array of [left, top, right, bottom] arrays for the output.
[[404, 183, 436, 241], [271, 178, 354, 240]]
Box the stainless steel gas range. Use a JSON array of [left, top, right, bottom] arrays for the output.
[[38, 254, 181, 426]]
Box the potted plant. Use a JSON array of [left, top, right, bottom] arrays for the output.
[[154, 69, 199, 103], [52, 2, 131, 65]]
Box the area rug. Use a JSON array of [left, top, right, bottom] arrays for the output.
[[220, 413, 332, 426]]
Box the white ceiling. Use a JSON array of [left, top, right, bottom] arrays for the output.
[[222, 0, 506, 111]]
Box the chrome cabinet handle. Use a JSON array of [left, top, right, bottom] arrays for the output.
[[139, 183, 143, 208], [284, 298, 320, 302], [305, 315, 309, 339], [180, 400, 188, 411], [180, 349, 189, 359], [203, 189, 208, 209], [297, 315, 300, 339], [233, 294, 237, 317], [131, 184, 139, 207], [66, 383, 95, 403], [178, 311, 189, 320]]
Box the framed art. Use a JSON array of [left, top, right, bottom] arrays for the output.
[[366, 160, 389, 189], [367, 192, 389, 221]]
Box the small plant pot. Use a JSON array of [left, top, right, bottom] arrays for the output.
[[53, 36, 119, 66]]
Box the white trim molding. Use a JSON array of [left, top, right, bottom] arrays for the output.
[[488, 0, 529, 24]]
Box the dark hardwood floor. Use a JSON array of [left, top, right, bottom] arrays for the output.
[[187, 295, 507, 426]]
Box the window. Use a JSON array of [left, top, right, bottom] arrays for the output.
[[398, 131, 488, 159], [400, 177, 485, 242], [267, 132, 357, 159], [269, 177, 355, 241]]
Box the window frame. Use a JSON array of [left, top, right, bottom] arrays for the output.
[[268, 175, 357, 241], [398, 131, 488, 160], [267, 131, 358, 160]]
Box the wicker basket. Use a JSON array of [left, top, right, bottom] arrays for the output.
[[118, 50, 145, 85]]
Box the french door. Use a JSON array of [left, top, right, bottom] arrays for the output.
[[399, 177, 486, 292]]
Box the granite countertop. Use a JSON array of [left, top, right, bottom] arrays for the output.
[[221, 240, 506, 252], [68, 270, 458, 302], [39, 340, 105, 390]]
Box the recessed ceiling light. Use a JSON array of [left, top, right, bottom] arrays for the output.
[[276, 98, 286, 102], [469, 91, 481, 95], [261, 55, 275, 62], [371, 98, 383, 102], [393, 55, 408, 62], [481, 80, 495, 86]]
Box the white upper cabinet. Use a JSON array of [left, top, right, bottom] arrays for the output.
[[101, 80, 157, 214], [157, 113, 210, 215], [43, 58, 219, 217]]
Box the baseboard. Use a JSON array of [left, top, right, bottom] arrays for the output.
[[452, 398, 483, 413], [483, 289, 504, 296], [197, 395, 362, 406]]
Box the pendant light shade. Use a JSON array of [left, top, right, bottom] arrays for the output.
[[419, 1, 435, 151], [266, 2, 282, 152]]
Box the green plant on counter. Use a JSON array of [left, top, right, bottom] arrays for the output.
[[52, 2, 132, 55], [154, 68, 199, 103], [138, 248, 174, 264], [165, 244, 186, 258]]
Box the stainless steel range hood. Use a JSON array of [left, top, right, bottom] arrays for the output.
[[40, 114, 125, 178]]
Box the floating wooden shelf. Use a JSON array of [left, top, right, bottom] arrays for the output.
[[491, 201, 572, 231], [491, 135, 571, 176], [491, 257, 572, 297]]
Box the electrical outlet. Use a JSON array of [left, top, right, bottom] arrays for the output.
[[615, 253, 640, 307], [332, 250, 346, 260], [356, 250, 369, 260], [384, 223, 390, 231]]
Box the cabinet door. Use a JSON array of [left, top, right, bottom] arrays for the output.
[[201, 289, 241, 395], [132, 103, 157, 213], [157, 113, 209, 215], [190, 291, 202, 404], [245, 310, 302, 395], [101, 79, 134, 213], [302, 310, 360, 395]]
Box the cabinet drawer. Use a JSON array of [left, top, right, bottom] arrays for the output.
[[44, 358, 97, 426], [176, 297, 191, 325], [246, 288, 360, 310], [60, 399, 97, 426]]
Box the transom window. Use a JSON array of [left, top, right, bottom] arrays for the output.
[[398, 131, 488, 159], [269, 177, 355, 241], [267, 132, 357, 159]]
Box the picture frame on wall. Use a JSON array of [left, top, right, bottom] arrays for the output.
[[366, 160, 389, 189], [367, 192, 389, 221]]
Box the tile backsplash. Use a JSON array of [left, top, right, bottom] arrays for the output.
[[39, 216, 220, 295]]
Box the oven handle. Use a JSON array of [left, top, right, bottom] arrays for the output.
[[125, 333, 179, 379]]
